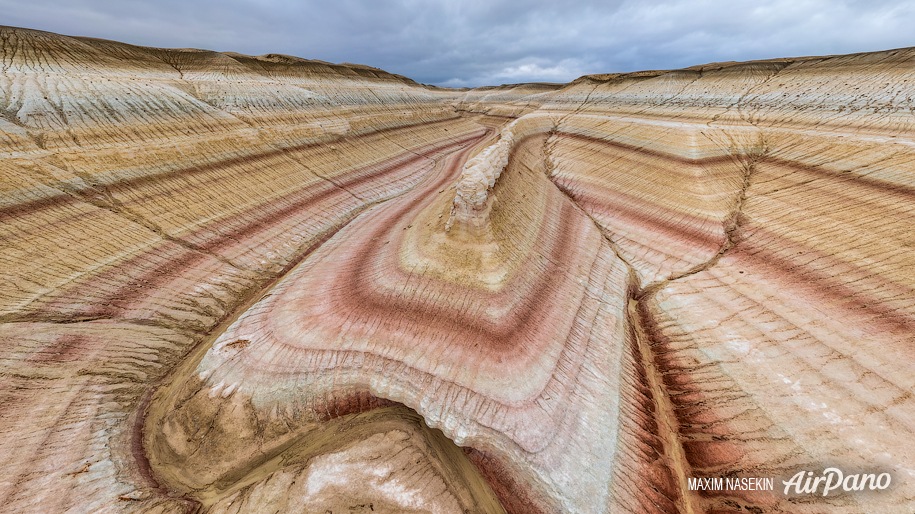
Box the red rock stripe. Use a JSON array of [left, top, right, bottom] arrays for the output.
[[732, 237, 915, 334], [335, 142, 583, 356], [0, 117, 459, 224], [39, 130, 489, 318], [557, 131, 915, 202], [552, 177, 725, 251], [107, 117, 461, 194]]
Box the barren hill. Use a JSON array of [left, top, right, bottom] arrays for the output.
[[1, 26, 913, 513]]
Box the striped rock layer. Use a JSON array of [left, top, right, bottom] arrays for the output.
[[1, 26, 914, 513]]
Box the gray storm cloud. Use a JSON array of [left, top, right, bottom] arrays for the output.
[[1, 0, 911, 86]]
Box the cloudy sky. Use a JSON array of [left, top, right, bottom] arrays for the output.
[[2, 0, 912, 86]]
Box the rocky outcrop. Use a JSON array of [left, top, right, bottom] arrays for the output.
[[1, 26, 913, 513], [446, 113, 557, 233]]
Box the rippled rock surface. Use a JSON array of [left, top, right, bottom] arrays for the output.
[[1, 26, 913, 513]]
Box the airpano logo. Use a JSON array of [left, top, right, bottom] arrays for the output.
[[686, 468, 894, 497], [782, 468, 892, 496]]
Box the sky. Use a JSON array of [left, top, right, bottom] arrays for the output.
[[2, 0, 912, 87]]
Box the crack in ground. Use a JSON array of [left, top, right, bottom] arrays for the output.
[[540, 130, 697, 512], [541, 125, 764, 513], [638, 140, 764, 300]]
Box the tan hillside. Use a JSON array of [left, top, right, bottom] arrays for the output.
[[1, 26, 913, 513]]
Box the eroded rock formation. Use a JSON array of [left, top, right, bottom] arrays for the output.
[[1, 26, 913, 513]]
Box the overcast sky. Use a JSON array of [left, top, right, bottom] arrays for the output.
[[2, 0, 912, 87]]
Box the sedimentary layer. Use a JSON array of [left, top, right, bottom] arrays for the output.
[[1, 26, 913, 513]]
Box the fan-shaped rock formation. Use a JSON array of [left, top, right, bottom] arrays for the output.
[[1, 26, 913, 513]]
